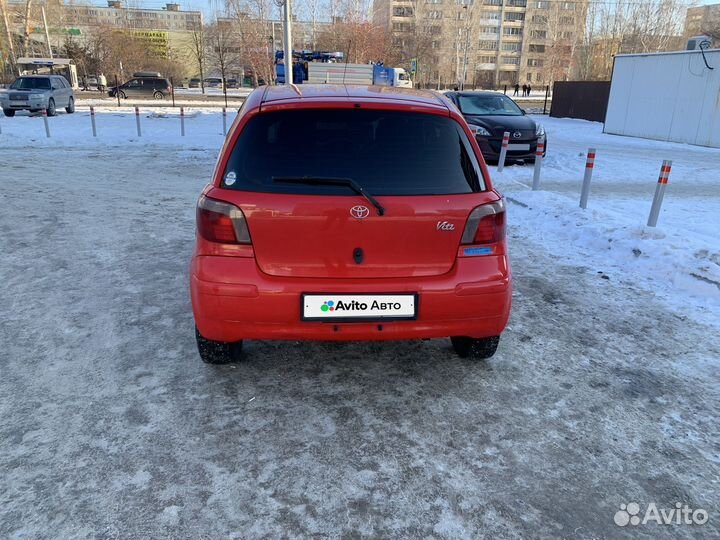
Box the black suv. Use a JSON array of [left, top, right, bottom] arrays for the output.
[[109, 73, 172, 100]]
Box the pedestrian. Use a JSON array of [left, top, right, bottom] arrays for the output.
[[82, 76, 89, 91], [98, 73, 107, 92], [513, 83, 520, 96], [522, 84, 527, 97], [527, 84, 532, 96]]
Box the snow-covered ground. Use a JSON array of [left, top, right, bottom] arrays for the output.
[[1, 109, 719, 539], [493, 116, 720, 329]]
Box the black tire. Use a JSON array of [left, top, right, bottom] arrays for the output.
[[195, 327, 243, 364], [65, 97, 75, 114], [47, 98, 56, 117], [451, 336, 500, 359], [153, 91, 165, 100], [3, 109, 15, 117], [119, 91, 127, 99]]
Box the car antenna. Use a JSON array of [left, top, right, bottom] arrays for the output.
[[342, 40, 351, 85]]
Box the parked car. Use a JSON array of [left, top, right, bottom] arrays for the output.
[[445, 91, 546, 163], [190, 85, 512, 364], [189, 78, 201, 88], [225, 78, 239, 89], [109, 73, 172, 100], [203, 77, 224, 89], [0, 75, 75, 117]]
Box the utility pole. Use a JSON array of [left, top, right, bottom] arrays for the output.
[[282, 0, 292, 84], [461, 4, 470, 90]]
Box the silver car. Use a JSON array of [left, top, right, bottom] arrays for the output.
[[0, 75, 75, 117]]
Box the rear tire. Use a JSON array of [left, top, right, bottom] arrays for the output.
[[195, 327, 243, 364], [153, 91, 165, 100], [47, 98, 57, 117], [65, 97, 75, 114], [3, 109, 15, 117], [451, 336, 500, 359]]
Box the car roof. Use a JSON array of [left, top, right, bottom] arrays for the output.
[[260, 84, 451, 112], [448, 91, 508, 97], [18, 74, 55, 78]]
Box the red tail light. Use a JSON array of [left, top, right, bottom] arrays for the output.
[[461, 200, 506, 245], [196, 195, 251, 244]]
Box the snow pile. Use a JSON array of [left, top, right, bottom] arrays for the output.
[[493, 116, 720, 327]]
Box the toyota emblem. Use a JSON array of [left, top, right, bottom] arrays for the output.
[[350, 205, 370, 219], [512, 131, 522, 139]]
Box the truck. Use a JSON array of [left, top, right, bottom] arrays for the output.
[[275, 51, 412, 88]]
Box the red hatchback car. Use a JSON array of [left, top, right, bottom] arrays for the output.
[[191, 85, 511, 363]]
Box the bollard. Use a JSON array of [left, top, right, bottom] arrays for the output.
[[42, 109, 51, 138], [180, 106, 185, 137], [531, 136, 545, 190], [90, 106, 97, 137], [647, 160, 672, 227], [0, 119, 2, 135], [497, 131, 510, 173], [579, 147, 596, 209], [135, 106, 142, 137], [222, 107, 227, 136]]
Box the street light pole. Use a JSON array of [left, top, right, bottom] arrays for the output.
[[283, 0, 293, 85]]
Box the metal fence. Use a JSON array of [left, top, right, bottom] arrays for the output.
[[549, 81, 611, 123]]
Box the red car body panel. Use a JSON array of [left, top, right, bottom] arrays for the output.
[[191, 85, 512, 343]]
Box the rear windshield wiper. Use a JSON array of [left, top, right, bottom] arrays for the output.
[[272, 176, 386, 216]]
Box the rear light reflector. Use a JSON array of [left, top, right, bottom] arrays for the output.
[[196, 195, 251, 244], [461, 199, 506, 245]]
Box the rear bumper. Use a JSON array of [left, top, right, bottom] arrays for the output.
[[191, 255, 512, 342]]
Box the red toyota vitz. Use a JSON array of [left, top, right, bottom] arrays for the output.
[[190, 85, 511, 363]]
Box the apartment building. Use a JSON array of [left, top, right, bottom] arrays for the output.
[[4, 0, 202, 58], [373, 0, 587, 88], [684, 3, 720, 47]]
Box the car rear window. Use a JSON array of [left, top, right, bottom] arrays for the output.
[[11, 77, 51, 90], [222, 108, 486, 195]]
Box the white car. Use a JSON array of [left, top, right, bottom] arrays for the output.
[[0, 75, 75, 117]]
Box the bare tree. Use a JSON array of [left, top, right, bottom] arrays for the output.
[[208, 19, 240, 104], [189, 22, 207, 93]]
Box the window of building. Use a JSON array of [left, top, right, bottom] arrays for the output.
[[480, 25, 499, 34], [559, 16, 575, 24], [504, 11, 524, 21], [562, 31, 574, 39], [536, 73, 543, 81], [502, 56, 520, 64], [531, 14, 548, 24], [506, 0, 526, 6], [482, 0, 502, 5], [478, 55, 496, 63], [527, 72, 533, 81], [503, 27, 522, 35], [528, 44, 545, 52], [478, 39, 498, 49], [535, 0, 549, 7], [425, 24, 442, 35], [426, 10, 442, 18], [527, 58, 544, 67], [393, 6, 414, 16], [480, 10, 500, 19], [502, 42, 520, 51], [426, 0, 443, 4], [531, 29, 547, 38], [456, 0, 474, 5]]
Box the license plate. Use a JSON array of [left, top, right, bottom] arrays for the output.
[[508, 143, 530, 151], [302, 294, 417, 320], [10, 101, 26, 106]]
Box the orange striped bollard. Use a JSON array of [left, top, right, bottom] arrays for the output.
[[579, 147, 596, 209], [497, 131, 510, 172], [647, 160, 672, 227], [531, 136, 545, 190]]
